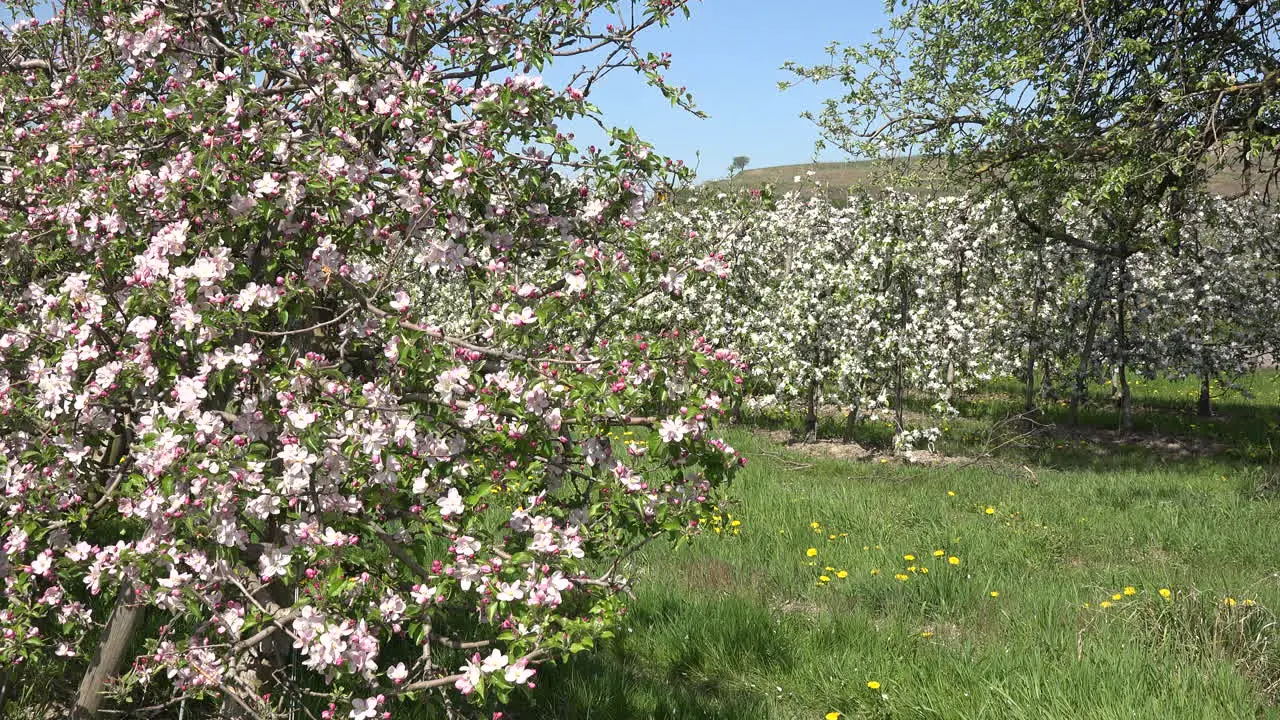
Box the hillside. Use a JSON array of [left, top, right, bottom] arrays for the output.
[[715, 158, 1272, 199]]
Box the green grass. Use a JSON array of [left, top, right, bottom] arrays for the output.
[[509, 372, 1280, 719]]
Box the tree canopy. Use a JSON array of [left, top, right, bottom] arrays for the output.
[[785, 0, 1280, 236]]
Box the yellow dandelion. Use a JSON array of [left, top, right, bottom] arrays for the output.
[[947, 490, 956, 496], [1111, 593, 1122, 601], [904, 554, 916, 561], [933, 549, 945, 557], [826, 713, 841, 720], [894, 573, 910, 581], [819, 575, 831, 582], [867, 681, 881, 690], [870, 569, 880, 576], [1158, 588, 1172, 599], [1244, 599, 1257, 607], [984, 507, 995, 515], [920, 567, 929, 574], [1099, 600, 1113, 608], [806, 548, 818, 557], [836, 570, 849, 579], [1123, 586, 1137, 596], [730, 519, 741, 527], [989, 591, 1000, 598], [920, 631, 934, 638], [1224, 597, 1238, 607], [947, 556, 960, 566], [810, 521, 821, 530]]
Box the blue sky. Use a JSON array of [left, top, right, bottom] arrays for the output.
[[550, 1, 889, 180], [6, 0, 886, 180]]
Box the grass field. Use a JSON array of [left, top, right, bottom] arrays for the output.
[[511, 372, 1280, 719]]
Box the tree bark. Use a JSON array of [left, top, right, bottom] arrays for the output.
[[1024, 349, 1037, 413], [72, 586, 143, 719], [1025, 258, 1046, 414], [1069, 260, 1110, 426], [1198, 370, 1213, 417], [843, 398, 861, 441], [1116, 262, 1133, 431], [804, 377, 818, 442]]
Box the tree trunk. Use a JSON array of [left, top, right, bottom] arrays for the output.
[[843, 399, 861, 441], [1198, 371, 1213, 417], [1025, 261, 1045, 414], [1116, 261, 1132, 431], [803, 378, 818, 442], [1118, 364, 1132, 431], [1024, 349, 1036, 413], [73, 586, 144, 719], [1069, 261, 1110, 426]]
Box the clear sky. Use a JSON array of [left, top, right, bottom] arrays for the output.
[[549, 1, 889, 181]]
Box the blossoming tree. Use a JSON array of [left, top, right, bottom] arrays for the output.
[[0, 1, 744, 717]]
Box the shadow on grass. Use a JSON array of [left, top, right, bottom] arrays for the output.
[[505, 595, 786, 719], [504, 647, 768, 720], [742, 373, 1280, 474]]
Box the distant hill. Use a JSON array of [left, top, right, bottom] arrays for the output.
[[711, 158, 1273, 199]]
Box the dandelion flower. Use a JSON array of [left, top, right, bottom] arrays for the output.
[[1123, 586, 1137, 596], [984, 507, 995, 515], [810, 521, 821, 530], [806, 548, 818, 557], [895, 573, 910, 581], [826, 713, 841, 720], [989, 591, 1000, 598], [1111, 593, 1122, 601], [933, 550, 945, 557], [870, 569, 880, 576], [948, 556, 960, 566], [920, 631, 934, 638], [867, 681, 881, 690], [1099, 600, 1113, 608], [903, 554, 916, 561], [1158, 588, 1172, 599], [836, 570, 849, 579], [947, 491, 956, 497], [819, 575, 831, 582]]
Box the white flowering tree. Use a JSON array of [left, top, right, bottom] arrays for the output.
[[0, 1, 745, 718], [640, 181, 1278, 442], [638, 183, 1027, 448]]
